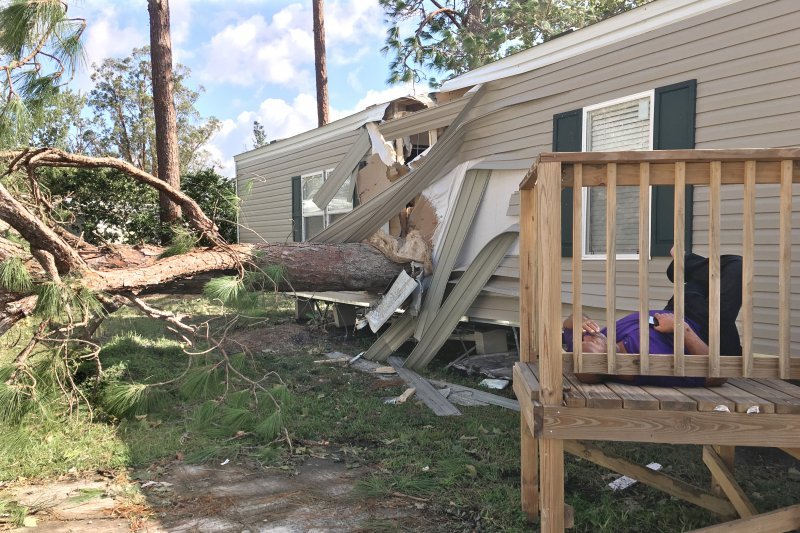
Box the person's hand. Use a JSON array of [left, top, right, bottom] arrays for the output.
[[578, 315, 600, 334], [563, 314, 600, 333], [654, 312, 678, 333]]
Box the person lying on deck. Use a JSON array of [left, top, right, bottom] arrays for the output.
[[562, 250, 743, 387]]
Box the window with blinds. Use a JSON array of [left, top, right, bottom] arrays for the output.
[[583, 92, 653, 257]]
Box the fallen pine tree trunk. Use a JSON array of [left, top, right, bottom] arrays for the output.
[[0, 148, 416, 339]]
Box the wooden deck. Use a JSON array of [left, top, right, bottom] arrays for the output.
[[514, 362, 800, 414]]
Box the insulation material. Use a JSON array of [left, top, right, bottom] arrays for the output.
[[367, 229, 431, 274], [357, 154, 392, 204], [407, 195, 437, 247], [415, 161, 471, 267], [366, 122, 397, 166]]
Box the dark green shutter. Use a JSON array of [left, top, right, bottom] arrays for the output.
[[553, 109, 583, 257], [291, 175, 302, 241], [652, 79, 696, 255]]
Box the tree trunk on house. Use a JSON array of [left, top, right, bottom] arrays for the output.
[[0, 149, 411, 338], [148, 0, 182, 227], [312, 0, 329, 126]]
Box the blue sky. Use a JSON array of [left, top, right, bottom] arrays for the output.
[[69, 0, 429, 176]]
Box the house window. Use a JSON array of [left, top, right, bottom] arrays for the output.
[[301, 169, 354, 240], [581, 91, 654, 259]]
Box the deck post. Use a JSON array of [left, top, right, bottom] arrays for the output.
[[536, 160, 564, 532]]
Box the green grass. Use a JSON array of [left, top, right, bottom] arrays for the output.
[[1, 295, 799, 531]]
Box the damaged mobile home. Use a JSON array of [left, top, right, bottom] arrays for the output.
[[236, 0, 800, 369]]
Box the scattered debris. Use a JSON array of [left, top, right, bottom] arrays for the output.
[[314, 357, 350, 365], [384, 387, 417, 405], [388, 356, 461, 417], [374, 366, 397, 374], [451, 352, 516, 379], [713, 405, 731, 413], [608, 463, 663, 491], [746, 405, 760, 414], [479, 378, 510, 390], [348, 352, 364, 365], [219, 459, 230, 466], [365, 270, 420, 332], [141, 480, 173, 489]]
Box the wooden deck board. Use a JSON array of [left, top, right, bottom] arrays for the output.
[[675, 387, 735, 412], [605, 382, 660, 410], [753, 378, 800, 400], [714, 383, 776, 414], [728, 379, 800, 414], [639, 386, 698, 411]]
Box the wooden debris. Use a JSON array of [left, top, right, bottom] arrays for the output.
[[388, 356, 461, 416], [374, 366, 397, 374], [314, 357, 350, 365], [396, 387, 416, 404], [427, 378, 520, 411]]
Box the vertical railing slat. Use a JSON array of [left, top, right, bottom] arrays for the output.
[[673, 162, 686, 376], [606, 163, 617, 374], [779, 160, 792, 378], [519, 187, 536, 363], [708, 161, 722, 377], [638, 163, 650, 374], [742, 161, 755, 377], [573, 164, 583, 373]]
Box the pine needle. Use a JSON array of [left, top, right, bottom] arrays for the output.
[[101, 382, 165, 418], [0, 381, 31, 425], [0, 257, 32, 292], [159, 227, 199, 258], [179, 366, 223, 400], [33, 282, 66, 318], [203, 276, 244, 304], [254, 410, 283, 441]]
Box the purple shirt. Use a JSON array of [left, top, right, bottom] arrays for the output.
[[564, 311, 707, 387]]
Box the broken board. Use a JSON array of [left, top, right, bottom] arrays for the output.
[[388, 356, 461, 416]]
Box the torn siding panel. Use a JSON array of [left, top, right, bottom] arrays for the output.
[[378, 95, 472, 141], [312, 127, 371, 210], [404, 230, 518, 370], [507, 191, 520, 216], [311, 85, 488, 245], [413, 169, 492, 340]]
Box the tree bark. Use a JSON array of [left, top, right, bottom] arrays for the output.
[[148, 0, 181, 226], [312, 0, 329, 126]]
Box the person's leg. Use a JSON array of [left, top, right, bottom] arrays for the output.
[[719, 255, 743, 355]]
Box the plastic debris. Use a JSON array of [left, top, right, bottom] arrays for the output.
[[746, 405, 760, 414], [713, 405, 731, 413], [608, 463, 662, 491], [220, 458, 230, 466], [479, 378, 510, 390]]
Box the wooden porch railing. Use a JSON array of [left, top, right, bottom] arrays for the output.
[[519, 148, 800, 388]]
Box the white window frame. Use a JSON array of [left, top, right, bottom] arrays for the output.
[[580, 90, 655, 261], [301, 168, 353, 240]]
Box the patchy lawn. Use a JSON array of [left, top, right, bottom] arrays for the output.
[[1, 295, 799, 532]]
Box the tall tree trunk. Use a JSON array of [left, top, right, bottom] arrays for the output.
[[312, 0, 329, 126], [147, 0, 181, 228]]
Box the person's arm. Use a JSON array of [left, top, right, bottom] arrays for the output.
[[653, 313, 725, 386], [653, 313, 708, 355]]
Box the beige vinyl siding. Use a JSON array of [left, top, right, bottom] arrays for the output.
[[236, 129, 362, 242], [455, 0, 800, 354]]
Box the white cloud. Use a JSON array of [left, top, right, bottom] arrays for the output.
[[73, 4, 147, 90], [196, 0, 385, 89], [206, 92, 319, 177]]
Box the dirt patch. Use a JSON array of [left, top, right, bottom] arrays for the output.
[[6, 457, 433, 532]]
